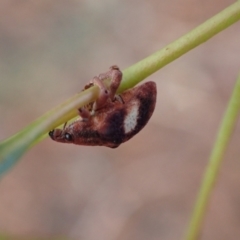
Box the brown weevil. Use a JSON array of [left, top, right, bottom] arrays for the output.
[[49, 66, 157, 148]]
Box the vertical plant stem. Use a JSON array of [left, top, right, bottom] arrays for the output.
[[186, 74, 240, 240]]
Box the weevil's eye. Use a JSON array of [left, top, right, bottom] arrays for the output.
[[64, 133, 73, 142]]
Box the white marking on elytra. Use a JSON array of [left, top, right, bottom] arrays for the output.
[[124, 101, 139, 134]]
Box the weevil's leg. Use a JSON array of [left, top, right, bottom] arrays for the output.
[[90, 76, 109, 111], [109, 66, 122, 101], [78, 107, 91, 121], [99, 66, 122, 101]]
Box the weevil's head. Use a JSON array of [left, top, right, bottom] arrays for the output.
[[49, 128, 74, 143], [48, 122, 120, 148]]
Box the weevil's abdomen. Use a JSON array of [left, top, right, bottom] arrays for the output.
[[98, 81, 157, 147]]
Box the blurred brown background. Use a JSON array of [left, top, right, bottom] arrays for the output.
[[0, 0, 240, 240]]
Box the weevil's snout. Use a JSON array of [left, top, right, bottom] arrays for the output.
[[49, 129, 63, 141], [49, 130, 54, 139]]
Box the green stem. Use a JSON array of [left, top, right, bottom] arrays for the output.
[[0, 86, 99, 174], [120, 1, 240, 91], [185, 74, 240, 240]]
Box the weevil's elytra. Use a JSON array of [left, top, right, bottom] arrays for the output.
[[49, 66, 157, 148], [124, 103, 139, 134]]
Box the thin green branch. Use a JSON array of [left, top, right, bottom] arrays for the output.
[[185, 74, 240, 240], [120, 1, 240, 91], [0, 86, 100, 174]]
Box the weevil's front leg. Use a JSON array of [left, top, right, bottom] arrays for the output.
[[108, 65, 122, 101], [90, 76, 109, 111], [78, 66, 122, 121], [99, 65, 122, 101], [78, 76, 109, 120]]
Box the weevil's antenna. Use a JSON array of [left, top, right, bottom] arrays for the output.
[[63, 122, 67, 129]]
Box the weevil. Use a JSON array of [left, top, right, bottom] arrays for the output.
[[49, 66, 156, 148]]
